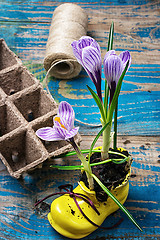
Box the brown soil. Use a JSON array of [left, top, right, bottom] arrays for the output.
[[80, 148, 131, 202]]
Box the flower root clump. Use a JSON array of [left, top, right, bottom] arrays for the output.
[[80, 148, 131, 202]]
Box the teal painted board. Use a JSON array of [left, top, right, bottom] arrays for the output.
[[45, 65, 160, 135], [0, 0, 159, 135], [0, 0, 160, 239], [0, 0, 159, 64], [0, 136, 160, 240]]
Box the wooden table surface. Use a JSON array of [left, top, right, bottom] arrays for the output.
[[0, 0, 160, 239]]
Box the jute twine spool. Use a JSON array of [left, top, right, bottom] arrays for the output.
[[44, 3, 88, 79], [43, 4, 103, 127]]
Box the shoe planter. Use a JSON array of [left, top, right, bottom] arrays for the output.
[[48, 148, 131, 239]]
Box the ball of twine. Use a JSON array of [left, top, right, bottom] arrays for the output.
[[44, 3, 88, 79]]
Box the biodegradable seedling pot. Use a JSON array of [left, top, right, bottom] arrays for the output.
[[0, 39, 81, 178]]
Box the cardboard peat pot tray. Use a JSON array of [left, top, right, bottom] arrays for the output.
[[0, 39, 81, 178]]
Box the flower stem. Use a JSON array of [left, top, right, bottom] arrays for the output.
[[101, 119, 112, 160], [69, 138, 94, 190]]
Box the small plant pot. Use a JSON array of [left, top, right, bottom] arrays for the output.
[[48, 147, 131, 239]]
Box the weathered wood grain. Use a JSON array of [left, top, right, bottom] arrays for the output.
[[0, 0, 159, 63], [20, 62, 160, 136], [0, 135, 160, 239], [1, 0, 159, 136], [0, 0, 160, 239]]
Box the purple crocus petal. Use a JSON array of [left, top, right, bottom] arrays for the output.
[[82, 46, 102, 76], [119, 50, 131, 70], [57, 101, 75, 130], [56, 126, 68, 140], [65, 127, 79, 140], [78, 36, 93, 48], [71, 40, 83, 64], [53, 118, 68, 138], [53, 117, 61, 128], [104, 54, 123, 88], [81, 36, 101, 54], [78, 36, 100, 52], [71, 36, 101, 68], [72, 36, 102, 101], [104, 50, 116, 60], [36, 127, 64, 141], [36, 101, 78, 143], [71, 36, 94, 65], [81, 46, 102, 100]]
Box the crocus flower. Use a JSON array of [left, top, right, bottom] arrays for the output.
[[104, 50, 131, 103], [36, 101, 79, 141], [71, 36, 102, 101]]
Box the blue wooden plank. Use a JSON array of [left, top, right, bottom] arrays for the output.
[[44, 65, 160, 135], [0, 0, 160, 239], [0, 137, 160, 239], [0, 0, 159, 136]]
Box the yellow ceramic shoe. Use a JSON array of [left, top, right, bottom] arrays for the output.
[[48, 177, 130, 239]]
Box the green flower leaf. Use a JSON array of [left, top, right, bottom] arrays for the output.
[[104, 80, 109, 118], [92, 173, 143, 232], [113, 102, 118, 149], [50, 165, 82, 170], [50, 156, 130, 170], [87, 85, 106, 121], [107, 21, 114, 51], [88, 121, 111, 163]]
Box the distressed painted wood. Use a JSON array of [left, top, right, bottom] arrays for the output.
[[0, 0, 160, 239], [0, 136, 160, 239], [0, 0, 159, 135]]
